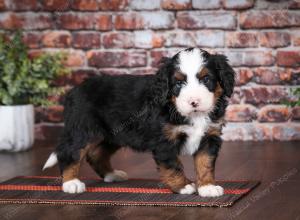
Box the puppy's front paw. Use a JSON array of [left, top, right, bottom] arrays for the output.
[[179, 183, 196, 195], [198, 184, 224, 197], [63, 178, 86, 194], [104, 170, 128, 182]]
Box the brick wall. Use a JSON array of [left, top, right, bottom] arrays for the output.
[[0, 0, 299, 141]]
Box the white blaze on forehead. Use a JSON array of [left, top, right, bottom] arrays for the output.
[[178, 48, 205, 77]]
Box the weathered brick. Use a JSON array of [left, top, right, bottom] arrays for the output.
[[253, 68, 281, 85], [235, 68, 253, 86], [195, 30, 224, 48], [35, 123, 63, 140], [258, 105, 290, 122], [130, 68, 157, 75], [259, 32, 291, 48], [177, 11, 236, 30], [72, 0, 98, 11], [42, 0, 70, 11], [130, 0, 160, 10], [0, 12, 53, 30], [134, 31, 165, 48], [42, 31, 71, 48], [98, 0, 128, 10], [115, 12, 174, 30], [226, 32, 257, 48], [94, 13, 112, 30], [161, 0, 192, 10], [289, 0, 300, 9], [240, 11, 300, 29], [229, 87, 242, 104], [99, 68, 129, 75], [192, 0, 221, 9], [224, 51, 275, 67], [292, 107, 300, 121], [242, 86, 288, 105], [293, 31, 300, 46], [72, 32, 100, 49], [39, 106, 64, 123], [272, 123, 300, 140], [63, 50, 86, 67], [102, 32, 133, 48], [0, 0, 5, 10], [87, 51, 147, 68], [150, 50, 178, 67], [4, 0, 38, 11], [222, 123, 272, 141], [22, 32, 41, 48], [277, 51, 300, 67], [223, 0, 254, 9], [225, 104, 257, 122], [165, 32, 195, 47], [57, 13, 94, 30]]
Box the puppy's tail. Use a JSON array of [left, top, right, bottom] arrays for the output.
[[42, 152, 58, 170]]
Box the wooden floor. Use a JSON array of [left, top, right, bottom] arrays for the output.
[[0, 140, 300, 220]]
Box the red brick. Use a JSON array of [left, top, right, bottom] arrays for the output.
[[272, 124, 300, 140], [293, 31, 300, 46], [134, 31, 165, 48], [226, 32, 258, 48], [259, 32, 291, 48], [150, 50, 178, 67], [98, 0, 128, 10], [292, 107, 300, 121], [195, 30, 224, 48], [224, 51, 275, 67], [277, 51, 300, 67], [130, 68, 157, 75], [223, 0, 254, 9], [42, 31, 71, 48], [130, 0, 160, 10], [165, 32, 195, 47], [289, 0, 300, 9], [258, 105, 290, 122], [0, 12, 53, 30], [177, 11, 236, 30], [87, 51, 147, 68], [222, 123, 272, 141], [240, 11, 300, 29], [57, 13, 94, 30], [55, 69, 98, 86], [38, 106, 64, 123], [22, 32, 41, 49], [41, 0, 70, 11], [235, 68, 253, 86], [242, 86, 288, 105], [115, 12, 174, 30], [0, 0, 5, 10], [99, 69, 129, 75], [225, 104, 257, 122], [229, 87, 242, 104], [161, 0, 192, 10], [63, 50, 86, 67], [35, 123, 63, 140], [72, 0, 98, 10], [4, 0, 38, 11], [94, 14, 112, 31], [102, 32, 134, 48], [192, 0, 221, 9], [253, 68, 281, 85], [72, 32, 100, 49]]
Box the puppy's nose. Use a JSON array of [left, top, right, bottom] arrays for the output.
[[190, 100, 199, 108]]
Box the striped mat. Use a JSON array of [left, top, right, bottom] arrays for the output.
[[0, 176, 259, 207]]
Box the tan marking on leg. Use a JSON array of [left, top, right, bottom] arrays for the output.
[[86, 144, 118, 178], [194, 152, 215, 187], [157, 160, 191, 193]]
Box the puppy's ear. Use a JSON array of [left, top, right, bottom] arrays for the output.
[[149, 57, 173, 106], [213, 54, 236, 97]]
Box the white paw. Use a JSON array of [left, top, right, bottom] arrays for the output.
[[62, 179, 86, 194], [198, 184, 224, 197], [179, 183, 196, 195], [104, 170, 128, 182]]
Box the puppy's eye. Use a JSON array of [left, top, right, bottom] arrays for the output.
[[202, 76, 210, 83], [175, 81, 185, 88]]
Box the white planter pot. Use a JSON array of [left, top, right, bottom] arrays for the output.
[[0, 105, 34, 152]]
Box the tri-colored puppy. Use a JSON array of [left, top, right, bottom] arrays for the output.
[[43, 48, 235, 197]]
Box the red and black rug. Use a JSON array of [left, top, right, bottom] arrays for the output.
[[0, 176, 259, 207]]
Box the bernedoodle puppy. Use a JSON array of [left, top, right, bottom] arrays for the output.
[[43, 48, 235, 197]]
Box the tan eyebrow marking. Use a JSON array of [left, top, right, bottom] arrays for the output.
[[197, 67, 209, 79], [174, 71, 186, 81]]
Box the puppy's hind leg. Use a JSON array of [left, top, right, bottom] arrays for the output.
[[86, 142, 128, 182]]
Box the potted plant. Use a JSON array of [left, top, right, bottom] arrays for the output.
[[0, 31, 69, 152]]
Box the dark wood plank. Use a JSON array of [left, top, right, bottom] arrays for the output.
[[0, 140, 300, 220]]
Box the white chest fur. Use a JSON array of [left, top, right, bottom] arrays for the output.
[[180, 116, 210, 155]]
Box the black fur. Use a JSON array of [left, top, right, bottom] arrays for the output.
[[55, 48, 235, 174]]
